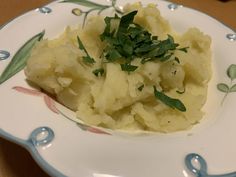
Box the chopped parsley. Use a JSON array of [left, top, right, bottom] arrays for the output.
[[100, 10, 188, 71], [176, 88, 185, 94], [153, 86, 186, 112], [120, 63, 138, 72], [138, 84, 144, 91], [76, 11, 189, 111], [178, 47, 189, 53], [174, 57, 180, 63], [77, 36, 95, 64], [93, 68, 105, 77]]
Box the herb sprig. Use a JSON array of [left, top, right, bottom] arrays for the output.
[[154, 86, 186, 112], [77, 36, 95, 64], [138, 84, 144, 91], [93, 68, 105, 77], [100, 10, 188, 72]]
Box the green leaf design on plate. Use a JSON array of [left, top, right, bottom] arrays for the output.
[[60, 0, 109, 9], [217, 64, 236, 105], [227, 64, 236, 81], [0, 31, 45, 85], [217, 83, 230, 93], [230, 84, 236, 92], [61, 0, 122, 27]]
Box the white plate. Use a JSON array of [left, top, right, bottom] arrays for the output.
[[0, 0, 236, 177]]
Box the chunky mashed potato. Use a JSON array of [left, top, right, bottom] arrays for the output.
[[25, 3, 212, 132]]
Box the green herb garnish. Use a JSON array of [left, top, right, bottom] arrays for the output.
[[178, 47, 189, 53], [153, 86, 186, 112], [138, 84, 144, 91], [120, 63, 138, 72], [100, 11, 188, 71], [77, 36, 95, 64], [174, 57, 180, 63], [93, 68, 105, 77], [176, 87, 185, 94], [117, 11, 138, 33], [76, 11, 188, 111]]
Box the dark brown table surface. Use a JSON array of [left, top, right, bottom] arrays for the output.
[[0, 0, 235, 177]]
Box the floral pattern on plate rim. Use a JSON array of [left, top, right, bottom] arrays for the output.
[[217, 64, 236, 104], [12, 86, 111, 135]]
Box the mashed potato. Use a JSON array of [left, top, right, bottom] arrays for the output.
[[25, 3, 212, 133]]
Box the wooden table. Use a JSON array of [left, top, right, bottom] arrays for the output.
[[0, 0, 235, 177]]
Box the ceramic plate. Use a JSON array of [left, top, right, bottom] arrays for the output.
[[0, 0, 236, 177]]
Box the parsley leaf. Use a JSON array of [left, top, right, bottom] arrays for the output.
[[105, 49, 122, 61], [153, 86, 186, 112], [77, 36, 95, 64], [93, 68, 105, 77], [138, 84, 144, 91], [100, 14, 120, 41], [176, 88, 185, 94], [174, 57, 180, 63], [82, 56, 95, 64], [117, 10, 138, 33], [178, 47, 189, 53], [120, 63, 138, 72]]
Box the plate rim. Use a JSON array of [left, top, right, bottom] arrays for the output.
[[0, 0, 236, 177]]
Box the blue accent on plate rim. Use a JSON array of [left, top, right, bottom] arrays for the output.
[[38, 7, 52, 14], [168, 3, 179, 11], [0, 128, 66, 177], [29, 127, 54, 146], [185, 153, 236, 177], [0, 50, 10, 60], [226, 33, 236, 41]]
